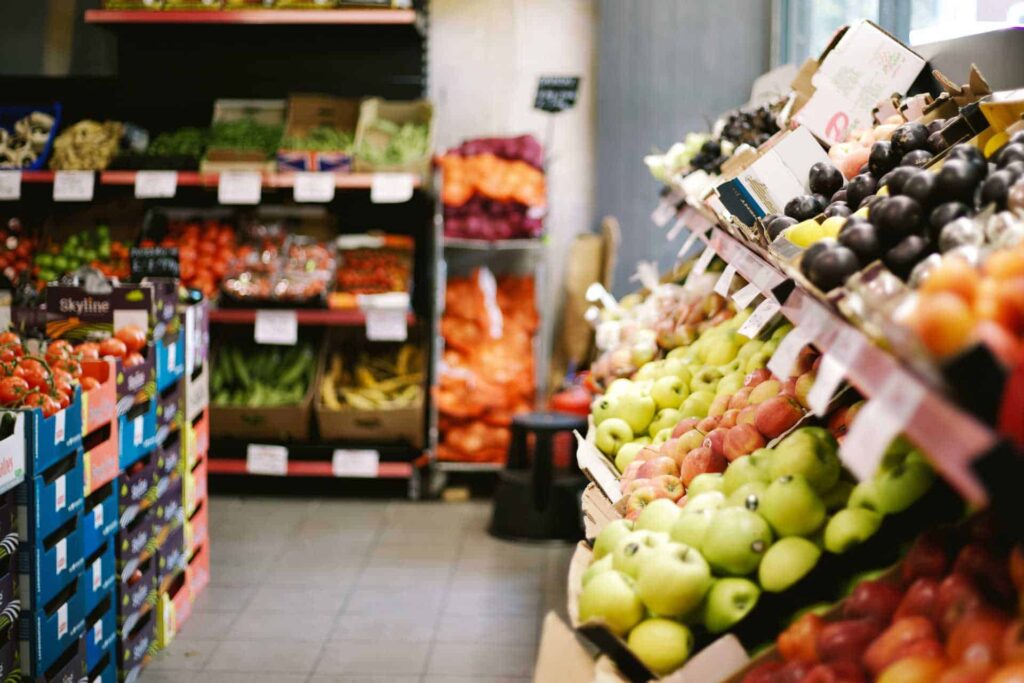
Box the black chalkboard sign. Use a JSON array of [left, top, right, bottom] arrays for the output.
[[534, 76, 581, 113], [130, 247, 180, 281]]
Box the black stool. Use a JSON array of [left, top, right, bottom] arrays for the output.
[[488, 411, 589, 542]]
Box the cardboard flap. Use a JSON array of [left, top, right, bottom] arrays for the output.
[[575, 430, 622, 504], [934, 64, 993, 107], [533, 612, 598, 683]]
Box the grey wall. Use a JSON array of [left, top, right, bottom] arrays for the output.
[[596, 0, 772, 295]]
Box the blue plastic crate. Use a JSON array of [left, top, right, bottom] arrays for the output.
[[17, 449, 84, 541], [82, 481, 118, 560], [0, 103, 61, 171], [87, 645, 116, 683], [21, 386, 83, 477], [18, 574, 84, 677], [84, 589, 116, 672], [118, 399, 157, 469], [17, 511, 84, 609], [155, 333, 185, 393], [83, 538, 116, 615]]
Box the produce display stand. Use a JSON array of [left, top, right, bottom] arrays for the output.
[[84, 8, 419, 27]]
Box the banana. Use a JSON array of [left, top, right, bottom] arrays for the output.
[[340, 388, 378, 410], [355, 366, 379, 390], [321, 377, 342, 410]]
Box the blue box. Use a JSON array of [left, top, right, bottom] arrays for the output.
[[155, 333, 185, 393], [0, 411, 27, 497], [17, 450, 84, 541], [118, 399, 156, 470], [22, 387, 83, 477], [0, 104, 61, 171], [116, 507, 153, 584], [84, 590, 116, 672], [118, 606, 154, 683], [18, 574, 84, 676], [82, 482, 117, 560], [83, 539, 116, 615], [87, 644, 116, 683], [118, 554, 156, 634], [18, 513, 84, 609]]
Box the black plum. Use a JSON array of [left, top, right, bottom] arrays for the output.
[[927, 119, 946, 134], [928, 202, 972, 241], [831, 188, 848, 204], [766, 215, 797, 240], [997, 143, 1024, 168], [808, 161, 844, 197], [838, 221, 882, 263], [901, 171, 937, 209], [900, 149, 934, 168], [884, 235, 932, 280], [846, 173, 877, 210], [880, 166, 919, 196], [947, 144, 988, 179], [980, 170, 1017, 210], [926, 131, 948, 155], [891, 122, 929, 157], [872, 195, 923, 243], [784, 194, 825, 221], [824, 202, 851, 218], [868, 141, 900, 177], [1004, 160, 1024, 179], [934, 159, 982, 206], [807, 245, 861, 292]]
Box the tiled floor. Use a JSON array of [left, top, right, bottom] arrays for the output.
[[145, 496, 574, 683]]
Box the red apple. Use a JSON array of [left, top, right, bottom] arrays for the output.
[[741, 661, 784, 683], [678, 446, 727, 486], [953, 543, 1015, 603], [709, 393, 731, 417], [624, 478, 651, 493], [738, 405, 758, 426], [720, 408, 741, 429], [802, 661, 867, 683], [723, 423, 766, 461], [828, 401, 864, 440], [843, 579, 903, 624], [754, 395, 804, 439], [794, 372, 816, 409], [675, 494, 689, 509], [728, 387, 753, 410], [901, 531, 949, 584], [1002, 619, 1024, 662], [702, 427, 730, 458], [634, 446, 663, 463], [650, 474, 685, 502], [895, 578, 940, 624], [697, 416, 721, 433], [782, 376, 799, 398], [626, 486, 657, 515], [938, 664, 996, 683], [776, 661, 815, 683], [817, 618, 883, 663], [748, 379, 781, 405], [863, 617, 938, 675], [946, 610, 1009, 666], [676, 428, 707, 453], [744, 368, 772, 387], [937, 574, 985, 635], [671, 416, 701, 438], [637, 456, 678, 480], [795, 345, 818, 374]]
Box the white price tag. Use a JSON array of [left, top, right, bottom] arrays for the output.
[[57, 603, 68, 638], [246, 444, 288, 476], [807, 353, 846, 416], [168, 341, 177, 372], [713, 264, 737, 297], [365, 308, 408, 342], [293, 172, 336, 203], [666, 215, 687, 241], [93, 617, 103, 644], [133, 415, 144, 447], [92, 558, 102, 591], [650, 195, 679, 227], [331, 449, 379, 478], [370, 173, 415, 203], [0, 306, 9, 331], [55, 475, 66, 512], [0, 170, 21, 200], [54, 170, 95, 201], [217, 171, 261, 205], [94, 502, 104, 529], [254, 309, 298, 345], [54, 409, 66, 444], [767, 324, 816, 379], [840, 376, 925, 480], [732, 282, 761, 310], [134, 171, 177, 199], [676, 228, 707, 260], [688, 246, 716, 280], [56, 537, 67, 574], [738, 297, 781, 339]]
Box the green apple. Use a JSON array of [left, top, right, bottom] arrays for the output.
[[593, 518, 634, 560], [595, 418, 634, 456], [652, 428, 672, 445], [606, 378, 634, 398], [847, 480, 881, 511], [648, 408, 682, 437], [578, 570, 645, 636], [736, 339, 764, 362], [748, 447, 774, 472], [615, 442, 647, 472], [635, 361, 664, 382], [613, 530, 671, 578], [759, 475, 826, 537], [705, 339, 740, 367], [702, 508, 773, 575], [879, 435, 915, 470], [631, 338, 659, 368], [618, 391, 657, 434], [874, 459, 934, 514], [627, 618, 694, 676], [821, 480, 855, 511], [703, 577, 761, 633], [689, 367, 724, 394], [769, 427, 840, 493], [715, 371, 745, 397], [679, 390, 715, 419], [591, 395, 620, 426], [727, 481, 768, 512], [637, 544, 712, 618], [661, 358, 692, 386], [771, 323, 793, 341], [722, 455, 769, 495], [744, 349, 774, 373], [670, 507, 717, 548], [686, 473, 724, 497], [758, 537, 821, 592], [685, 491, 726, 514], [582, 554, 614, 587], [823, 508, 882, 554], [635, 499, 682, 534], [666, 346, 690, 361], [651, 376, 688, 410]]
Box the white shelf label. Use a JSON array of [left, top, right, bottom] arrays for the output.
[[56, 537, 67, 574], [713, 264, 737, 297], [53, 171, 94, 202], [767, 323, 817, 379], [332, 449, 380, 478], [92, 558, 102, 591], [676, 228, 708, 259], [134, 171, 177, 199], [732, 282, 761, 310], [218, 171, 261, 205], [93, 616, 103, 644], [666, 215, 687, 241], [371, 173, 415, 203], [254, 309, 298, 346], [133, 415, 144, 447], [738, 297, 781, 339], [841, 375, 925, 481], [54, 409, 66, 444], [246, 444, 288, 476], [0, 171, 21, 200], [293, 172, 336, 203], [55, 475, 66, 512], [365, 308, 408, 342], [168, 340, 177, 372], [57, 603, 68, 638], [807, 352, 845, 416], [650, 193, 680, 227], [688, 246, 716, 281], [94, 502, 104, 529]]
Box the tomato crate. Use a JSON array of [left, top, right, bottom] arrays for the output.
[[118, 398, 157, 469], [17, 449, 84, 541], [83, 418, 118, 498], [80, 359, 116, 438], [118, 451, 157, 530], [20, 386, 82, 478], [155, 332, 184, 393], [17, 512, 84, 609]]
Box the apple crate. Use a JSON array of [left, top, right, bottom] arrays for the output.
[[83, 590, 116, 674]]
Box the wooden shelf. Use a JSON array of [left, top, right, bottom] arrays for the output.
[[84, 8, 418, 26]]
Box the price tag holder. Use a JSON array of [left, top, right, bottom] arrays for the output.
[[666, 215, 687, 241], [55, 475, 66, 512], [713, 264, 737, 298], [53, 171, 94, 202], [676, 227, 708, 260], [92, 558, 102, 591], [133, 415, 144, 447], [370, 173, 415, 204], [134, 171, 177, 199], [293, 172, 335, 203], [56, 538, 67, 574], [332, 449, 379, 478], [54, 409, 66, 445], [254, 310, 298, 346], [93, 614, 103, 642], [365, 308, 408, 342], [94, 502, 103, 529], [732, 282, 761, 310], [218, 171, 261, 205], [57, 604, 68, 639], [687, 246, 716, 282], [651, 199, 677, 228], [807, 353, 846, 416], [738, 297, 781, 338], [0, 170, 21, 200], [840, 375, 925, 481], [246, 444, 288, 476], [767, 317, 823, 379]]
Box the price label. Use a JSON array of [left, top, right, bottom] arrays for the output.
[[732, 282, 761, 310], [134, 171, 177, 199], [807, 352, 846, 416], [365, 308, 408, 342], [56, 537, 67, 574], [57, 603, 68, 638], [168, 341, 177, 372], [534, 75, 581, 113], [840, 375, 925, 480], [293, 172, 336, 203], [767, 321, 820, 379], [0, 170, 21, 200], [676, 227, 708, 259], [651, 199, 677, 227], [133, 415, 144, 447], [688, 246, 716, 281], [254, 309, 298, 346], [738, 297, 781, 338], [53, 170, 95, 202], [217, 171, 261, 205], [246, 444, 288, 476], [630, 260, 660, 291], [55, 475, 66, 512], [370, 173, 415, 204], [93, 617, 103, 644], [331, 449, 379, 478], [54, 409, 66, 444], [94, 502, 103, 529], [713, 264, 737, 297], [666, 215, 687, 241], [92, 558, 102, 591]]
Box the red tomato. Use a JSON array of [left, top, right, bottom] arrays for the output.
[[44, 340, 74, 364], [76, 342, 100, 360], [0, 347, 16, 364], [22, 392, 59, 417], [0, 332, 21, 348], [99, 338, 127, 359], [80, 377, 100, 392], [115, 326, 146, 354], [0, 376, 28, 405], [15, 359, 50, 392], [124, 352, 144, 368], [51, 358, 81, 379]]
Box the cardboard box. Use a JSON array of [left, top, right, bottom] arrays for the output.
[[21, 387, 83, 478], [184, 458, 207, 518], [0, 562, 15, 618], [82, 482, 118, 560], [118, 554, 156, 633], [276, 94, 360, 173], [18, 512, 85, 610], [118, 606, 154, 683], [118, 452, 157, 531], [182, 361, 209, 424], [155, 332, 185, 393], [156, 524, 186, 586], [18, 574, 84, 677], [83, 419, 119, 497], [155, 476, 184, 537], [180, 300, 210, 380], [87, 646, 117, 683], [116, 507, 153, 585], [353, 98, 434, 179], [155, 380, 181, 448], [45, 281, 165, 343], [83, 590, 116, 672], [156, 568, 191, 651], [118, 399, 157, 469], [186, 541, 209, 600], [580, 483, 622, 542], [0, 635, 15, 683], [157, 429, 182, 480], [17, 450, 84, 541], [211, 385, 314, 441], [183, 409, 209, 472], [202, 99, 285, 173], [20, 631, 85, 683], [533, 612, 603, 683], [82, 537, 116, 617], [184, 498, 207, 555], [80, 359, 117, 437], [0, 412, 26, 498]]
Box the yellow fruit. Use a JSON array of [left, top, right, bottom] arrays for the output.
[[820, 216, 846, 239], [784, 219, 825, 248]]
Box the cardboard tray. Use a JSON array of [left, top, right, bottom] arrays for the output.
[[184, 457, 207, 518], [157, 428, 182, 480], [155, 332, 185, 393], [118, 451, 158, 530], [20, 387, 83, 478], [118, 553, 156, 633], [353, 98, 434, 179], [156, 524, 186, 586], [156, 566, 192, 651], [117, 506, 154, 584], [17, 512, 85, 610], [81, 359, 117, 437], [118, 605, 155, 683], [182, 360, 209, 424], [183, 409, 209, 472], [155, 375, 182, 437], [18, 575, 84, 678], [184, 497, 207, 555], [186, 540, 209, 600], [210, 380, 315, 442], [118, 398, 158, 469], [17, 450, 85, 542], [276, 94, 360, 173]]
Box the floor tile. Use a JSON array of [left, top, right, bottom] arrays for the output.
[[246, 582, 353, 614], [434, 614, 541, 645], [441, 587, 543, 617], [421, 678, 531, 683], [343, 585, 447, 616], [146, 637, 218, 671], [226, 609, 335, 641], [309, 676, 419, 683], [426, 643, 537, 678], [199, 674, 309, 683], [175, 610, 239, 640], [330, 614, 436, 643], [313, 641, 431, 675], [353, 565, 452, 588], [192, 584, 257, 614], [139, 672, 198, 683], [204, 639, 323, 674]]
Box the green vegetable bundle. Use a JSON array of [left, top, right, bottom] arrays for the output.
[[208, 119, 283, 158], [357, 119, 429, 166], [281, 126, 354, 153], [211, 343, 315, 408], [148, 127, 208, 159]]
